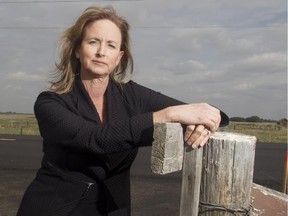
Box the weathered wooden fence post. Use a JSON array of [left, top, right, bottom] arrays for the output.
[[199, 132, 256, 216], [179, 146, 203, 216], [151, 123, 257, 216]]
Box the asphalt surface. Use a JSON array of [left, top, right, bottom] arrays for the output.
[[0, 135, 286, 216]]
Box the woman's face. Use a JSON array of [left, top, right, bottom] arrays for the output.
[[76, 19, 124, 79]]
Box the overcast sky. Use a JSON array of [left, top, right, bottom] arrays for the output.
[[0, 0, 287, 120]]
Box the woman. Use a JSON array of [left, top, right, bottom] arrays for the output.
[[17, 6, 228, 216]]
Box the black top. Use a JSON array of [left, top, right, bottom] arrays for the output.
[[17, 77, 229, 216], [35, 77, 188, 178]]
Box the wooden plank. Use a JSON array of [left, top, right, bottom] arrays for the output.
[[151, 123, 184, 175], [179, 147, 203, 216]]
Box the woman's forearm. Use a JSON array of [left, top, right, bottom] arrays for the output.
[[153, 103, 221, 132]]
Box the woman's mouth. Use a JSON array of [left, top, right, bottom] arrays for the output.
[[92, 60, 107, 66]]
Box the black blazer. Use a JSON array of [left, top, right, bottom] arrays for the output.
[[17, 77, 229, 216]]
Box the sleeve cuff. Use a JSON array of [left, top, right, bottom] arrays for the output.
[[130, 112, 154, 147], [220, 110, 229, 127]]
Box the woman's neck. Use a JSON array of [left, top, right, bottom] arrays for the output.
[[81, 74, 109, 99], [81, 75, 109, 123]]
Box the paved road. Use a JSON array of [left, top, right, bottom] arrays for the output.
[[0, 135, 286, 216]]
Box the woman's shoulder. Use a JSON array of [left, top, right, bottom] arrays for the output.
[[36, 90, 66, 100], [34, 91, 62, 109], [119, 79, 139, 88], [35, 89, 76, 106], [36, 90, 58, 100], [119, 80, 156, 94]]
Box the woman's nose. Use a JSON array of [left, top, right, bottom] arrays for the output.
[[96, 44, 105, 56]]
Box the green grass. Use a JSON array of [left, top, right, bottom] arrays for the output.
[[0, 114, 287, 144]]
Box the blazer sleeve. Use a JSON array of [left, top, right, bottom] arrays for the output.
[[128, 81, 229, 127], [34, 91, 154, 155]]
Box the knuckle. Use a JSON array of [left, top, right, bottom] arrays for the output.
[[194, 129, 202, 136], [186, 125, 195, 132], [184, 132, 190, 140]]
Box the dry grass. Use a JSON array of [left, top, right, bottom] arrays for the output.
[[0, 114, 39, 135], [226, 122, 287, 144]]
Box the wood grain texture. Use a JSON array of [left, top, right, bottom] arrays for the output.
[[180, 147, 203, 216], [199, 132, 257, 216], [151, 123, 184, 175]]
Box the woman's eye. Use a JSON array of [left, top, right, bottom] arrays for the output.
[[108, 44, 116, 49], [88, 40, 96, 45]]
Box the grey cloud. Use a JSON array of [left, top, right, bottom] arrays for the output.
[[0, 0, 286, 120], [6, 71, 45, 81]]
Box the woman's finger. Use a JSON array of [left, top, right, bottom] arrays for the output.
[[184, 125, 196, 142], [190, 127, 212, 149], [199, 129, 211, 147], [186, 125, 205, 146]]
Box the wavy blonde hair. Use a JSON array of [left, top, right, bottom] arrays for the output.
[[50, 6, 134, 94]]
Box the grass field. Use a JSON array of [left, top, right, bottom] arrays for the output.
[[226, 122, 287, 144], [0, 114, 39, 136], [0, 114, 287, 144]]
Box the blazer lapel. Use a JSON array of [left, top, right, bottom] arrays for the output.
[[106, 81, 137, 123], [73, 77, 102, 123]]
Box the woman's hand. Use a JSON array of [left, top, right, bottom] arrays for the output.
[[153, 103, 221, 148], [184, 124, 211, 148], [153, 103, 221, 132]]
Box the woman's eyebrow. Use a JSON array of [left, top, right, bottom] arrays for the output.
[[107, 40, 119, 45], [87, 37, 119, 45]]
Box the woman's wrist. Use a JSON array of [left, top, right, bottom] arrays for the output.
[[153, 110, 166, 124], [153, 107, 175, 124]]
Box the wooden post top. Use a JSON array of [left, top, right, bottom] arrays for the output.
[[211, 131, 257, 143]]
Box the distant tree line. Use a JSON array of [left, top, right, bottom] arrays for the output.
[[230, 115, 287, 124], [0, 111, 32, 115], [230, 116, 275, 123], [0, 111, 17, 114]]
